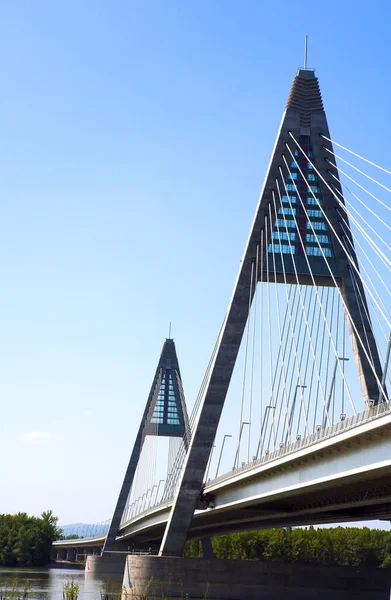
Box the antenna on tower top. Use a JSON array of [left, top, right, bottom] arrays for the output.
[[168, 321, 172, 338], [304, 34, 308, 70]]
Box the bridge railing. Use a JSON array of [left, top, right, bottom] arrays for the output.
[[119, 497, 174, 530], [205, 400, 391, 489]]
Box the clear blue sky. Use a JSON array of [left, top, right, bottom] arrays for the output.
[[0, 1, 390, 525]]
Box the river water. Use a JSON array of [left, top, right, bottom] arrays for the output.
[[0, 568, 122, 600], [1, 566, 390, 599]]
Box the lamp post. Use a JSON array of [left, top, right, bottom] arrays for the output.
[[166, 466, 181, 498], [285, 384, 307, 445], [323, 357, 349, 429], [134, 496, 142, 516], [215, 434, 232, 478], [379, 331, 391, 403], [256, 406, 275, 458], [204, 443, 216, 482], [155, 479, 165, 505], [148, 484, 158, 509], [140, 493, 147, 514], [233, 422, 250, 469], [143, 489, 151, 512]]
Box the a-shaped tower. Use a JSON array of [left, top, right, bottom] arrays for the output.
[[159, 68, 386, 557], [104, 337, 189, 551]]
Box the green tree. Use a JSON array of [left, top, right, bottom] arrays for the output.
[[187, 526, 391, 568], [0, 511, 59, 567]]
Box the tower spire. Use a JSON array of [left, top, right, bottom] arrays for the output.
[[304, 34, 308, 70]]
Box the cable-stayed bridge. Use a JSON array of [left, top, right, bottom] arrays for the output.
[[53, 67, 391, 582], [55, 400, 391, 561]]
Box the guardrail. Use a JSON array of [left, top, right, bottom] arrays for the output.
[[205, 400, 391, 488]]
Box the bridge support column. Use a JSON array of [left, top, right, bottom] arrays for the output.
[[122, 555, 391, 600], [66, 549, 76, 562], [85, 552, 127, 575], [201, 536, 215, 559], [57, 548, 67, 561]]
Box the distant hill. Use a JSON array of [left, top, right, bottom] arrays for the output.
[[58, 522, 108, 537]]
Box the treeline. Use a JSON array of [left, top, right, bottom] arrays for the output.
[[58, 534, 80, 540], [184, 526, 391, 568], [0, 510, 59, 566]]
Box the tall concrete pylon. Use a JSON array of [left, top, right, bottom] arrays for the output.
[[103, 337, 189, 551], [159, 68, 386, 557]]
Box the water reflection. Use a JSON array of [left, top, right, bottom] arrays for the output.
[[0, 568, 122, 600]]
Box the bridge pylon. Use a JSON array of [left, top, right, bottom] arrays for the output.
[[103, 337, 189, 551], [159, 68, 387, 557]]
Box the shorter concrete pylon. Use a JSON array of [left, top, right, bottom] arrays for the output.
[[103, 337, 189, 552]]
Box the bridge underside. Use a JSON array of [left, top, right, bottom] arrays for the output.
[[192, 470, 391, 537], [54, 470, 391, 554], [119, 471, 391, 546]]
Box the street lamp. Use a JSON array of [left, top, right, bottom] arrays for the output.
[[204, 443, 216, 482], [139, 493, 147, 514], [379, 330, 391, 403], [155, 479, 165, 505], [134, 496, 142, 516], [165, 466, 181, 498], [143, 489, 151, 512], [148, 484, 158, 509], [323, 357, 349, 428], [233, 422, 250, 469], [215, 434, 232, 478], [256, 405, 275, 458], [285, 384, 306, 445]]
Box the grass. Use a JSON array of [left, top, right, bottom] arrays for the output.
[[0, 579, 31, 600], [120, 577, 211, 600], [63, 578, 79, 600]]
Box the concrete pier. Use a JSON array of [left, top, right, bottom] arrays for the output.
[[122, 555, 391, 600], [86, 552, 127, 575]]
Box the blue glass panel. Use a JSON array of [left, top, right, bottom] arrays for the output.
[[276, 219, 295, 228], [306, 233, 330, 244], [272, 231, 296, 241], [307, 221, 327, 231], [278, 207, 296, 216], [268, 243, 295, 254], [306, 246, 332, 257]]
